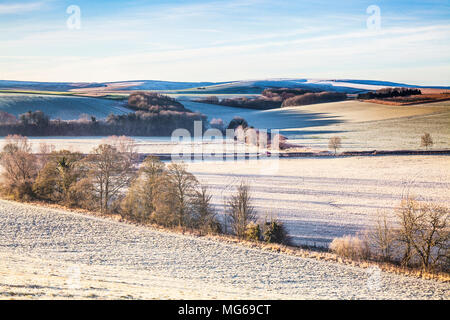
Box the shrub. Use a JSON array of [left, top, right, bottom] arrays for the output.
[[329, 236, 367, 260], [262, 218, 290, 245], [33, 150, 83, 203], [245, 222, 261, 241]]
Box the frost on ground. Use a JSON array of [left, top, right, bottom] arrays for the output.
[[0, 200, 449, 299], [186, 156, 450, 247]]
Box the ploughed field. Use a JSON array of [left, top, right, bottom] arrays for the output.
[[0, 200, 448, 299]]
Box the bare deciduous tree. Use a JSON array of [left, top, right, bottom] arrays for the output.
[[166, 163, 199, 228], [328, 136, 342, 155], [396, 197, 449, 271], [371, 211, 397, 262], [192, 186, 218, 234], [421, 133, 433, 150], [85, 138, 137, 213], [121, 156, 166, 223], [0, 135, 37, 199], [227, 182, 256, 239]]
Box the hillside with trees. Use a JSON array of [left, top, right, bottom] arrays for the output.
[[195, 88, 347, 109], [0, 92, 206, 136]]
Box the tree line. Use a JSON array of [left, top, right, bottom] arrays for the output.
[[0, 135, 289, 243], [195, 88, 347, 110], [357, 87, 422, 100], [0, 92, 206, 136]]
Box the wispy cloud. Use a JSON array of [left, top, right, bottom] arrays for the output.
[[0, 0, 449, 85], [0, 1, 45, 14]]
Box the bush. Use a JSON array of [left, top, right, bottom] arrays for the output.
[[262, 219, 290, 245], [245, 222, 261, 241], [329, 236, 367, 260], [33, 150, 83, 203]]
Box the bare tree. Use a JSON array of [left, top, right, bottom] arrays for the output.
[[328, 136, 342, 155], [192, 186, 218, 234], [371, 211, 397, 262], [85, 138, 137, 213], [396, 197, 449, 271], [166, 163, 199, 227], [0, 135, 38, 199], [121, 156, 166, 223], [421, 133, 433, 150], [227, 182, 256, 239]]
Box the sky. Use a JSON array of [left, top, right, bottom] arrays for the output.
[[0, 0, 449, 85]]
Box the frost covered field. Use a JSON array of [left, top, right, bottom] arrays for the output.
[[186, 156, 450, 246], [0, 94, 131, 120], [0, 200, 448, 299]]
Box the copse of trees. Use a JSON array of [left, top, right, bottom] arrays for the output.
[[282, 92, 347, 107], [262, 88, 315, 99], [128, 91, 186, 112], [195, 88, 346, 110], [357, 87, 422, 100], [195, 96, 282, 110], [0, 109, 206, 137]]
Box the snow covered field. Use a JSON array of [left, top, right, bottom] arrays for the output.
[[186, 156, 450, 246], [0, 200, 448, 299]]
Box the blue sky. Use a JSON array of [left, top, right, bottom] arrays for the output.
[[0, 0, 449, 85]]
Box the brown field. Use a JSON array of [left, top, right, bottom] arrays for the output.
[[362, 88, 450, 106]]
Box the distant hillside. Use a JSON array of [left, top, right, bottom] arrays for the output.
[[1, 78, 449, 95], [0, 94, 131, 120]]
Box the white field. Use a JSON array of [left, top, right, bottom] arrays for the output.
[[186, 156, 450, 247], [0, 94, 131, 120], [0, 200, 448, 300]]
